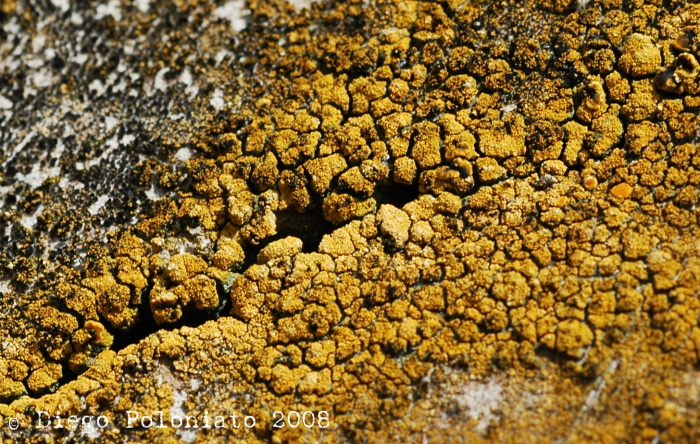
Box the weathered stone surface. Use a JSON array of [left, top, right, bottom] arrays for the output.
[[2, 0, 700, 443]]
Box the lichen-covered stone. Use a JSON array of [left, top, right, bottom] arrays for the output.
[[2, 0, 700, 443]]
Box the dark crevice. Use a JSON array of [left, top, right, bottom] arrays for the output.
[[22, 168, 420, 402], [241, 236, 270, 270], [213, 280, 232, 318], [373, 181, 420, 209], [532, 343, 589, 376], [54, 362, 74, 395], [109, 282, 230, 354], [241, 181, 420, 272], [24, 265, 233, 400], [275, 206, 335, 253], [109, 287, 160, 353], [241, 205, 338, 270]]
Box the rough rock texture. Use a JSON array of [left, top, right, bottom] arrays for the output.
[[1, 0, 700, 442]]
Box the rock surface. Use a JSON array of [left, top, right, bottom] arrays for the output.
[[1, 0, 700, 442]]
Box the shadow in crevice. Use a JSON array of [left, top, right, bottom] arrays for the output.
[[373, 181, 420, 209], [276, 206, 336, 253], [107, 285, 160, 354], [109, 280, 230, 354], [239, 205, 337, 270], [248, 181, 419, 263]]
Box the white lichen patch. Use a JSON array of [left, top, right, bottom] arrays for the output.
[[0, 94, 13, 110], [135, 0, 151, 13], [17, 164, 61, 189], [49, 0, 70, 12], [210, 88, 225, 111], [213, 0, 249, 33], [501, 103, 517, 113], [145, 182, 167, 201], [28, 67, 58, 89], [179, 68, 193, 87], [154, 67, 170, 92], [174, 147, 194, 161], [20, 205, 44, 230], [79, 419, 103, 440], [453, 378, 503, 434], [95, 0, 123, 21], [89, 79, 107, 96], [178, 67, 199, 97], [120, 134, 136, 146], [88, 195, 110, 216], [288, 0, 319, 10], [103, 116, 120, 132]]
